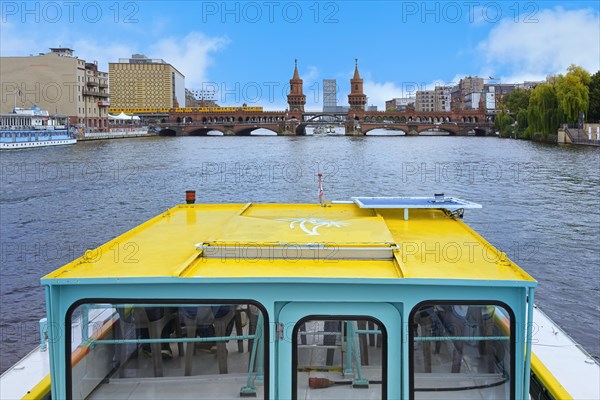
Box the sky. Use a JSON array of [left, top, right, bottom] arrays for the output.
[[1, 0, 599, 110]]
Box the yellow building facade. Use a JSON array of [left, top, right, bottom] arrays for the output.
[[108, 55, 185, 110]]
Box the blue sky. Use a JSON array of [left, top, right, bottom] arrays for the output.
[[2, 1, 599, 109]]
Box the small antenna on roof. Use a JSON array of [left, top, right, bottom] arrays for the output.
[[317, 173, 324, 206]]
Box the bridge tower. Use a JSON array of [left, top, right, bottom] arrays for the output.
[[348, 58, 367, 111], [287, 59, 306, 112]]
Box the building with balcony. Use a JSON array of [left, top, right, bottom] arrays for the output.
[[109, 54, 185, 110], [0, 47, 109, 129]]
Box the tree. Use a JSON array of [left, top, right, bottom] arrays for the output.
[[494, 111, 514, 138], [515, 109, 528, 138], [567, 64, 591, 86], [527, 83, 560, 136], [588, 71, 600, 122], [503, 89, 531, 114], [556, 66, 590, 125]]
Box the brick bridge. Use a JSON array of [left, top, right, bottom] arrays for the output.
[[156, 109, 492, 136]]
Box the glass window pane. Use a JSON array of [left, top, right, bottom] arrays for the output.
[[412, 304, 512, 399], [68, 302, 265, 399], [295, 318, 385, 399]]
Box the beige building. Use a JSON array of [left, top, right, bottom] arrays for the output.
[[0, 48, 109, 130], [434, 86, 451, 112], [109, 54, 185, 110], [415, 86, 452, 113], [415, 90, 435, 112]]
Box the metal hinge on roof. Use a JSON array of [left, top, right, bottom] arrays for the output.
[[196, 242, 397, 260]]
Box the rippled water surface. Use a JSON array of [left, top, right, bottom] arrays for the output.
[[1, 135, 599, 372]]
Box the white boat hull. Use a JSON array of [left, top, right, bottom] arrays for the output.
[[0, 138, 77, 149]]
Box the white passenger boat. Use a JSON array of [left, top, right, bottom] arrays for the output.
[[0, 106, 76, 149]]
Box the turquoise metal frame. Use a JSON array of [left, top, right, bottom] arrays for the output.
[[408, 300, 516, 399], [42, 276, 535, 399]]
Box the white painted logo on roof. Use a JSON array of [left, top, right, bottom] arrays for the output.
[[282, 218, 349, 236]]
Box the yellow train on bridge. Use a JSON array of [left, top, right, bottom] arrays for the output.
[[108, 106, 264, 115]]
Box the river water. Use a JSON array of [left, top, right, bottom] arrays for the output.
[[1, 135, 598, 373]]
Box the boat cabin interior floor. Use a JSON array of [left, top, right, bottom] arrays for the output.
[[85, 339, 264, 399]]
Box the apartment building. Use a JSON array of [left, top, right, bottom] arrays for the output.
[[0, 47, 109, 129]]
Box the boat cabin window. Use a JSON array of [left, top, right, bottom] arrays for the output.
[[293, 317, 386, 399], [410, 302, 514, 399], [67, 301, 267, 399]]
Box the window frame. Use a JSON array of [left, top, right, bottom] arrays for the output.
[[65, 297, 270, 399], [291, 314, 388, 400], [408, 300, 516, 400]]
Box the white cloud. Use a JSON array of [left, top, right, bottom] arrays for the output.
[[363, 81, 407, 109], [478, 7, 600, 78], [0, 21, 123, 68], [71, 40, 135, 71], [150, 32, 229, 88]]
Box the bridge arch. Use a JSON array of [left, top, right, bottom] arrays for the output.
[[235, 127, 279, 136], [303, 114, 345, 123], [158, 128, 177, 136], [188, 128, 225, 136], [416, 126, 457, 136], [363, 127, 408, 135]]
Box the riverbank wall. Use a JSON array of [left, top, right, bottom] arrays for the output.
[[78, 128, 156, 141]]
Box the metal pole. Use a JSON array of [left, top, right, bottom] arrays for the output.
[[523, 287, 535, 399]]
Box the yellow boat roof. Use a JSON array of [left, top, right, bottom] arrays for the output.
[[43, 203, 535, 283]]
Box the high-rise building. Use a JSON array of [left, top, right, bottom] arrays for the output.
[[0, 47, 109, 129], [323, 79, 337, 112], [109, 54, 185, 109]]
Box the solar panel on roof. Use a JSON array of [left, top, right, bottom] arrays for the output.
[[352, 195, 482, 220]]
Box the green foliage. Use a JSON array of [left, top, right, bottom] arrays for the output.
[[503, 89, 531, 114], [527, 83, 560, 137], [499, 65, 592, 137], [494, 111, 514, 138], [567, 64, 591, 86], [588, 71, 600, 122], [515, 109, 529, 138], [556, 69, 590, 124]]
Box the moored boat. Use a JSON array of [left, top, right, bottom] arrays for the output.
[[0, 106, 76, 149], [1, 194, 598, 399]]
